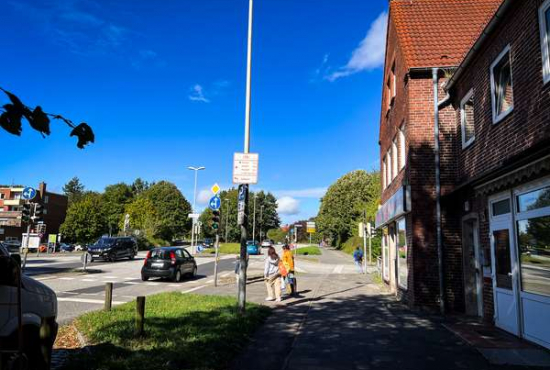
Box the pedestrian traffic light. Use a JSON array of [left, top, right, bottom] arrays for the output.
[[22, 203, 32, 223], [33, 203, 44, 222], [212, 211, 220, 231]]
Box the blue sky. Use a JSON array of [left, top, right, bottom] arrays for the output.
[[0, 0, 387, 223]]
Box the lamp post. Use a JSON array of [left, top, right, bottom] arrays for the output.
[[224, 199, 230, 242], [188, 166, 205, 253], [252, 192, 257, 242]]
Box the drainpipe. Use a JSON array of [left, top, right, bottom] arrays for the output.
[[432, 68, 451, 315]]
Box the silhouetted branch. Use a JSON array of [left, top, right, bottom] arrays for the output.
[[0, 87, 94, 148]]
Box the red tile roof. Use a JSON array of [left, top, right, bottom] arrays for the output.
[[391, 0, 503, 68]]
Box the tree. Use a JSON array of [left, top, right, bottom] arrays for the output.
[[63, 177, 85, 204], [142, 181, 192, 241], [316, 170, 380, 247], [267, 228, 286, 243], [131, 178, 150, 196], [0, 88, 94, 148], [102, 183, 134, 236], [123, 197, 160, 242], [199, 208, 216, 239], [60, 192, 107, 243]]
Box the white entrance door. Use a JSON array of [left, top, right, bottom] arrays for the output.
[[490, 195, 520, 335]]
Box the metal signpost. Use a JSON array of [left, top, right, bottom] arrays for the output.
[[306, 221, 316, 245], [209, 187, 222, 287]]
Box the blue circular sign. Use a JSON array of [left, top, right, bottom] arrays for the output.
[[209, 196, 221, 211], [22, 187, 37, 200]]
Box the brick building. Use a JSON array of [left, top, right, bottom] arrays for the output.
[[0, 182, 68, 243], [377, 0, 550, 349]]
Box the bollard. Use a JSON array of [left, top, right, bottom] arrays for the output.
[[135, 296, 146, 337], [104, 283, 113, 311]]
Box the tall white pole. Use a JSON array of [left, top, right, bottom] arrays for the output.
[[252, 192, 257, 242], [238, 0, 254, 315], [191, 170, 198, 253]]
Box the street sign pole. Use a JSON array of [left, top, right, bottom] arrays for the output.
[[214, 233, 219, 287]]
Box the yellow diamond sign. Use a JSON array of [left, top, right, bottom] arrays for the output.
[[211, 183, 221, 194]]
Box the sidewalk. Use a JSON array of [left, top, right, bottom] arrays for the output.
[[199, 248, 542, 370]]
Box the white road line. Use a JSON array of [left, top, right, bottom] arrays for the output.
[[82, 293, 99, 296], [103, 276, 118, 279], [146, 282, 159, 286], [59, 277, 75, 281], [123, 277, 135, 280], [57, 291, 78, 295], [57, 297, 124, 305], [124, 282, 139, 285], [333, 265, 344, 274], [182, 285, 205, 294], [35, 277, 53, 281], [122, 295, 135, 299], [81, 279, 97, 282], [169, 284, 181, 287], [206, 279, 214, 284]]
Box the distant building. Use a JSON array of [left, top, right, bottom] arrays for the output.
[[377, 0, 550, 350], [0, 182, 68, 243]]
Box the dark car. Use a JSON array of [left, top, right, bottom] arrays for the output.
[[87, 236, 137, 262], [59, 243, 75, 252], [141, 247, 197, 282]]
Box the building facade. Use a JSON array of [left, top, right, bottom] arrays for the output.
[[377, 0, 550, 350], [0, 182, 68, 243]]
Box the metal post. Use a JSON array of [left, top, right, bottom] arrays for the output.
[[368, 223, 373, 264], [16, 259, 23, 370], [252, 192, 256, 242], [238, 0, 254, 315], [104, 283, 113, 311], [214, 234, 220, 287], [21, 223, 31, 272], [192, 170, 197, 254], [362, 225, 367, 275], [225, 200, 230, 242]]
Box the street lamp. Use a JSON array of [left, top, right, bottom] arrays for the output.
[[188, 166, 205, 253]]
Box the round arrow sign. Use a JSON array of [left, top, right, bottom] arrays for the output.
[[22, 187, 37, 200], [209, 196, 221, 211]]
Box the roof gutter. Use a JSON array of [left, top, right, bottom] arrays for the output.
[[445, 0, 515, 91]]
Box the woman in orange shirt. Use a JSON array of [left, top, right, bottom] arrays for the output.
[[282, 244, 297, 296]]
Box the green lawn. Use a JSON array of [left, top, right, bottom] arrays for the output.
[[201, 243, 241, 255], [296, 246, 322, 255], [62, 293, 270, 370]]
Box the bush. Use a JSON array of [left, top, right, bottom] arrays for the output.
[[296, 246, 322, 256], [341, 235, 381, 259]]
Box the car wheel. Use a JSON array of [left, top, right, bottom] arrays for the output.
[[173, 269, 182, 282], [109, 253, 116, 262], [192, 266, 197, 278], [141, 275, 149, 281], [129, 250, 135, 260]]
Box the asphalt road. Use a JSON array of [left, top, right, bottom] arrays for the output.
[[23, 250, 267, 324]]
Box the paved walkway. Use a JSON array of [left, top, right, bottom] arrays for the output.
[[199, 248, 539, 370]]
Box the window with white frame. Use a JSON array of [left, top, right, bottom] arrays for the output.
[[392, 139, 398, 179], [490, 45, 514, 123], [540, 0, 550, 84], [460, 89, 475, 148], [382, 156, 387, 189], [386, 150, 392, 185], [44, 195, 49, 204], [396, 217, 408, 289], [399, 124, 406, 170]]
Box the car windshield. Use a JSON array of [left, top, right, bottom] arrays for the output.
[[95, 238, 115, 246], [150, 249, 173, 260], [247, 241, 256, 245]]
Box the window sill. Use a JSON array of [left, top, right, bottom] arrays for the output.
[[461, 138, 475, 150], [492, 106, 513, 125]]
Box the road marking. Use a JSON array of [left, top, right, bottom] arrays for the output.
[[206, 279, 214, 284], [182, 285, 205, 294], [57, 297, 124, 305], [59, 277, 75, 281], [82, 293, 99, 296], [169, 284, 181, 287], [333, 265, 344, 274], [81, 278, 97, 282], [123, 277, 135, 280], [35, 277, 54, 281], [124, 282, 139, 285], [146, 282, 160, 286], [103, 276, 118, 279], [122, 295, 135, 299], [58, 291, 78, 295]]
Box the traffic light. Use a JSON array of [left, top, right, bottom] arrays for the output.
[[22, 203, 32, 223], [212, 211, 220, 231], [33, 203, 43, 222]]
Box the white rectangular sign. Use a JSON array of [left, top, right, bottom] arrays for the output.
[[188, 213, 201, 219], [233, 153, 259, 184]]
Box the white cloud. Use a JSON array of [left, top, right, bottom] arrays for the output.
[[277, 196, 300, 215], [274, 187, 327, 199], [189, 84, 210, 103], [196, 189, 211, 205], [326, 11, 388, 81]]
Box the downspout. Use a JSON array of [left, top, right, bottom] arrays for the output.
[[432, 68, 451, 315]]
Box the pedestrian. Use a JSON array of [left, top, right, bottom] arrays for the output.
[[264, 246, 282, 302], [282, 244, 297, 296], [353, 246, 364, 274]]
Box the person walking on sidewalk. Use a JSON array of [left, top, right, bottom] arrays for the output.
[[282, 244, 297, 296], [264, 246, 282, 302], [353, 246, 364, 274]]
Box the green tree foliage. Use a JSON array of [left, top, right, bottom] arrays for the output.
[[316, 170, 380, 247], [131, 178, 151, 196], [267, 228, 286, 243], [63, 176, 85, 204], [123, 197, 160, 243], [141, 181, 192, 241], [60, 192, 107, 243], [199, 208, 216, 239], [102, 183, 134, 236]]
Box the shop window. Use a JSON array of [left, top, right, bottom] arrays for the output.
[[517, 216, 550, 296], [392, 139, 398, 179], [399, 124, 406, 170], [492, 199, 511, 216], [383, 231, 390, 281], [517, 186, 550, 213], [540, 0, 550, 84], [494, 229, 513, 289], [490, 45, 514, 124], [396, 218, 408, 289], [460, 89, 475, 148]]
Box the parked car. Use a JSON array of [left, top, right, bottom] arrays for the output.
[[0, 243, 58, 370], [261, 239, 273, 248], [246, 240, 262, 255], [203, 238, 214, 248], [141, 247, 197, 282], [74, 244, 87, 252], [3, 240, 21, 255], [87, 236, 138, 262], [59, 243, 75, 253]]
